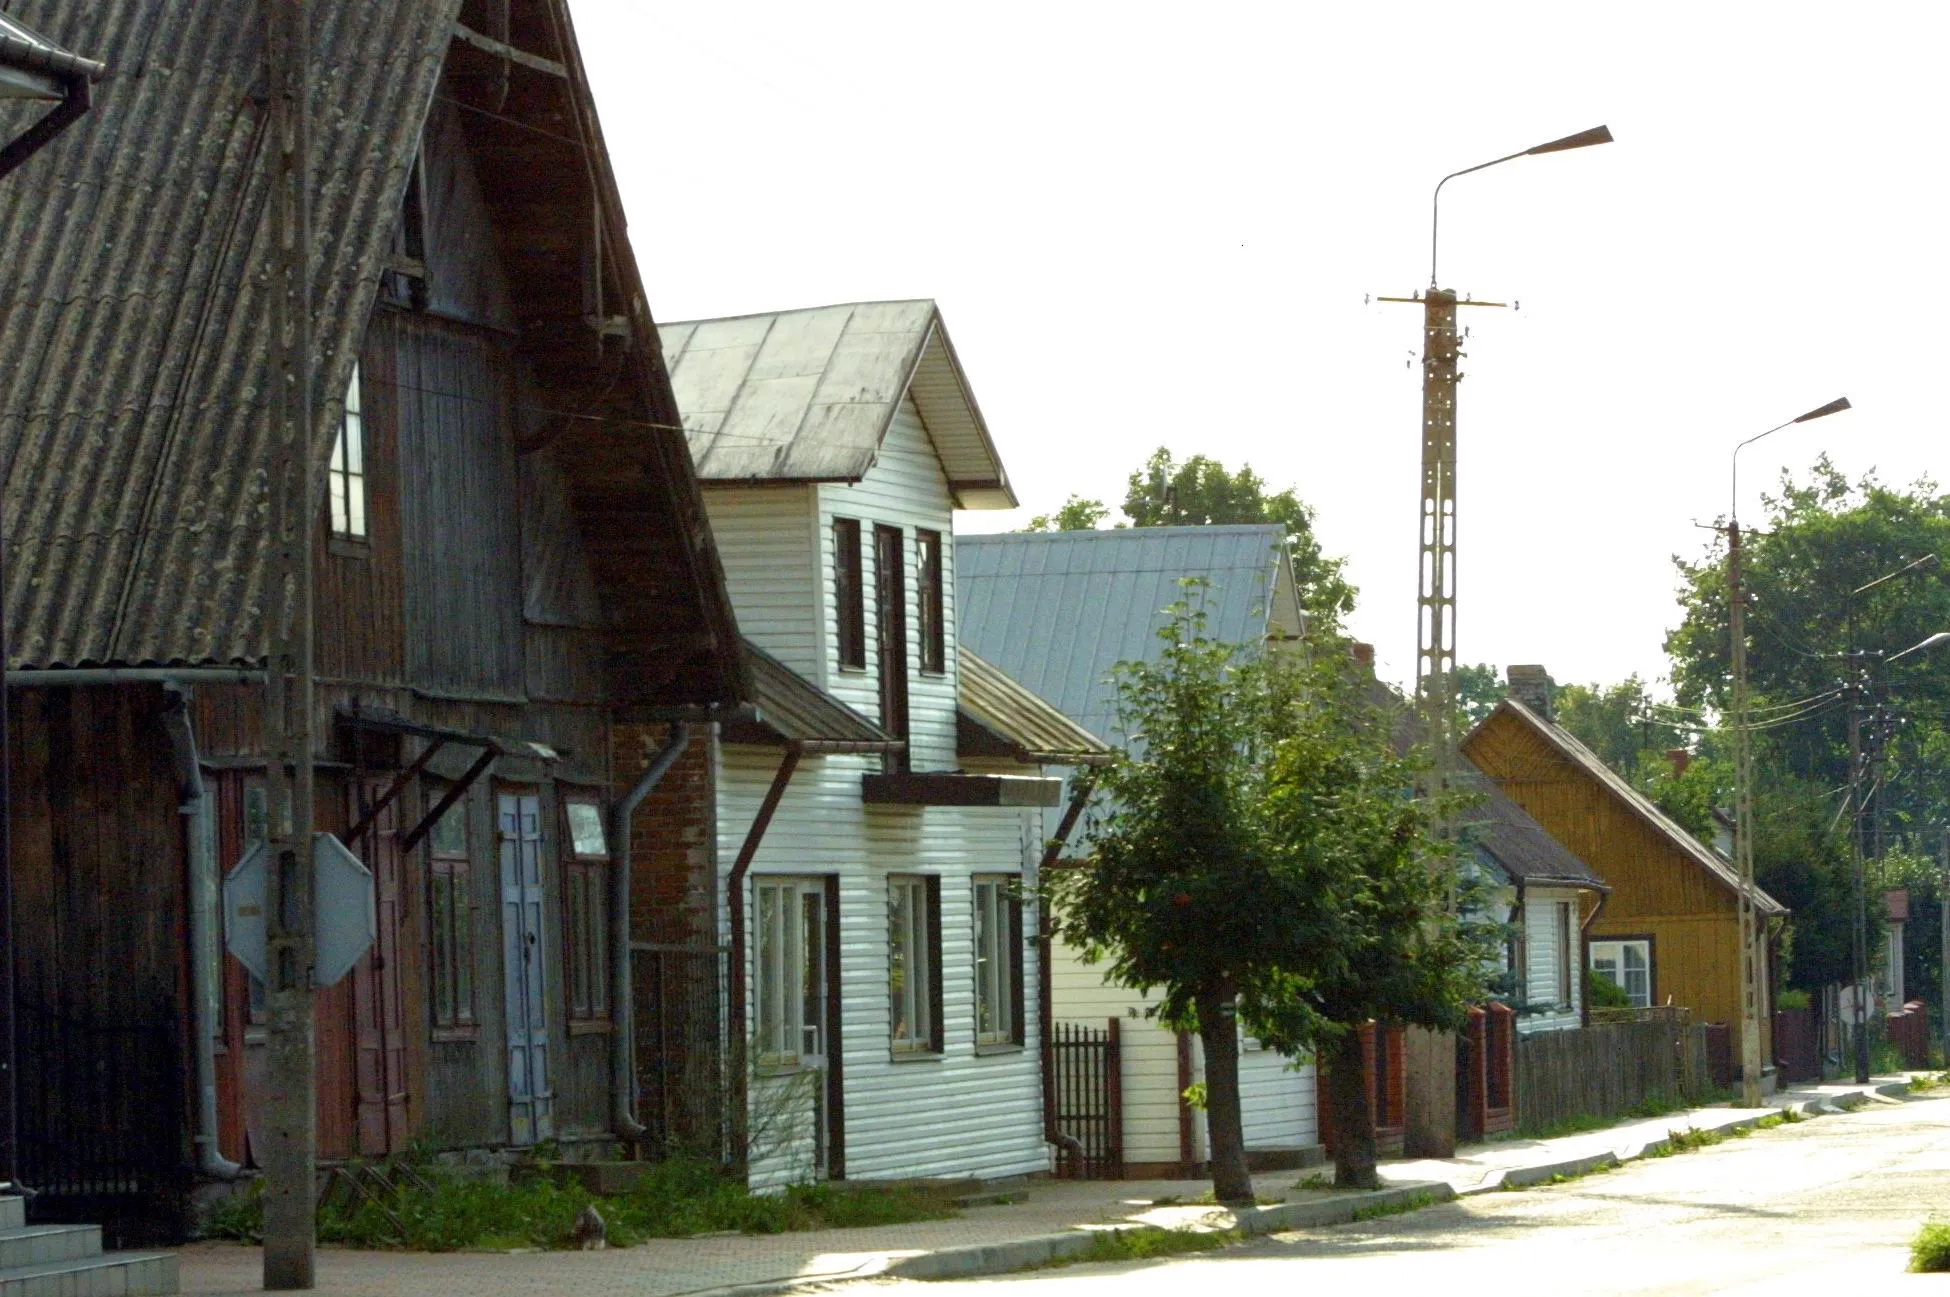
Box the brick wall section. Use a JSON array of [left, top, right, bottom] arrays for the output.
[[615, 723, 718, 947]]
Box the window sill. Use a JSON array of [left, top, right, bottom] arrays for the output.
[[974, 1041, 1024, 1057], [837, 664, 868, 674], [569, 1018, 614, 1036], [432, 1025, 480, 1044], [328, 536, 372, 560], [889, 1049, 944, 1063], [755, 1060, 809, 1077]]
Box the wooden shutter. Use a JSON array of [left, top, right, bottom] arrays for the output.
[[1008, 889, 1026, 1047], [924, 875, 943, 1054], [500, 791, 553, 1145], [823, 875, 846, 1180]]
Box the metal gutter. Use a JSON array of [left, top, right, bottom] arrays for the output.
[[5, 667, 266, 686], [608, 723, 691, 1146], [160, 684, 243, 1181]]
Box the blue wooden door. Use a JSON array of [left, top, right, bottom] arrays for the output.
[[500, 792, 553, 1145]]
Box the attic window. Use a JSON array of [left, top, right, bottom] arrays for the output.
[[329, 365, 368, 540]]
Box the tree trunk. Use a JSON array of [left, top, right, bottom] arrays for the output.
[[1196, 982, 1253, 1205], [1329, 1027, 1380, 1190]]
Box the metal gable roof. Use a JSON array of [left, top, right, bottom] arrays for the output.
[[955, 524, 1293, 743], [730, 638, 894, 750], [661, 300, 1015, 508], [958, 648, 1111, 766], [1469, 698, 1787, 916]]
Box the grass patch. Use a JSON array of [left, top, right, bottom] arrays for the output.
[[1912, 1221, 1950, 1272], [1350, 1190, 1442, 1222], [1755, 1114, 1784, 1130], [1014, 1228, 1238, 1273], [203, 1158, 957, 1251], [1909, 1072, 1950, 1093], [1516, 1091, 1692, 1141], [1648, 1126, 1726, 1158]]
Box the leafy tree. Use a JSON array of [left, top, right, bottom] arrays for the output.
[[1457, 663, 1504, 729], [1123, 447, 1357, 631], [1020, 495, 1110, 532], [1050, 595, 1493, 1200]]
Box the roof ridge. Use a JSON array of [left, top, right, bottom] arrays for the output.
[[661, 298, 936, 329]]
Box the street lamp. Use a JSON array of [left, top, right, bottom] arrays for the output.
[[1385, 125, 1612, 1161], [1430, 125, 1613, 287], [1726, 397, 1851, 1108]]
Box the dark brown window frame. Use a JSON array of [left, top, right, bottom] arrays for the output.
[[834, 516, 866, 670], [874, 524, 911, 772], [560, 790, 612, 1031], [426, 783, 478, 1041], [917, 529, 945, 676]]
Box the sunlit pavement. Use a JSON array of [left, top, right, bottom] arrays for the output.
[[878, 1094, 1950, 1297]]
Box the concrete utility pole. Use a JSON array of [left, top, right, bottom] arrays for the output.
[[261, 0, 317, 1287], [1379, 125, 1611, 1159], [1940, 831, 1948, 1064], [1726, 397, 1849, 1108]]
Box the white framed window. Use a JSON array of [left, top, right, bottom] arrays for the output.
[[888, 875, 940, 1053], [754, 877, 827, 1068], [1590, 939, 1652, 1009], [329, 362, 368, 539], [973, 876, 1023, 1047]]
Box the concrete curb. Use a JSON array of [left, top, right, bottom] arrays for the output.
[[879, 1180, 1457, 1281]]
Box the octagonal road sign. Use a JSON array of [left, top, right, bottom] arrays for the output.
[[223, 832, 377, 988]]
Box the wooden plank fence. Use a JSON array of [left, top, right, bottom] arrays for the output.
[[1514, 1009, 1715, 1135]]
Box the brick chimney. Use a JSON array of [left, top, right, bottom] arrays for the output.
[[1667, 748, 1691, 778], [1507, 664, 1555, 720], [1351, 642, 1376, 670]]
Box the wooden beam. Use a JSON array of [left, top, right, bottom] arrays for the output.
[[450, 21, 567, 78], [343, 739, 444, 847], [862, 772, 1062, 808], [399, 746, 496, 852]]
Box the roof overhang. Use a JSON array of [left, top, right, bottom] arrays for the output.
[[862, 772, 1063, 807]]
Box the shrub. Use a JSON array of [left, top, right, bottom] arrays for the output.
[[1912, 1222, 1950, 1273], [1776, 988, 1811, 1011], [1585, 968, 1632, 1010]]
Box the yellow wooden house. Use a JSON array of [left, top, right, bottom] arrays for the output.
[[1462, 669, 1787, 1076]]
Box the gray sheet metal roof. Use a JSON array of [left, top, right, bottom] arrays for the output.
[[0, 0, 457, 668], [956, 525, 1294, 743], [729, 639, 894, 750], [661, 301, 1016, 508], [959, 649, 1111, 766], [1462, 773, 1608, 893], [1469, 699, 1787, 916]]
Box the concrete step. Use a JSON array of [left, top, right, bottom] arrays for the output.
[[0, 1201, 21, 1233], [0, 1225, 101, 1270], [0, 1251, 176, 1296]]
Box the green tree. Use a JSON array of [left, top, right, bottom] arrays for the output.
[[1123, 447, 1357, 631], [1020, 494, 1110, 532], [1050, 595, 1492, 1199], [1457, 662, 1503, 729]]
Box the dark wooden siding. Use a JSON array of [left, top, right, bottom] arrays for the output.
[[398, 316, 524, 700], [315, 313, 408, 686], [420, 98, 518, 333]]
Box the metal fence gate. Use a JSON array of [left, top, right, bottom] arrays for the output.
[[17, 996, 187, 1242], [634, 943, 731, 1161], [1051, 1018, 1122, 1179]]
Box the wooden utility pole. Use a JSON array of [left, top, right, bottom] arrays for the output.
[[261, 0, 317, 1286], [1726, 522, 1765, 1108]]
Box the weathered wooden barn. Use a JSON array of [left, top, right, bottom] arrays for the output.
[[0, 0, 744, 1228]]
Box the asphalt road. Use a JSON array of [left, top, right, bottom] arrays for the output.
[[881, 1093, 1950, 1296]]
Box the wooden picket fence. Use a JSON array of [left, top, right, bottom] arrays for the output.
[[1514, 1008, 1716, 1135]]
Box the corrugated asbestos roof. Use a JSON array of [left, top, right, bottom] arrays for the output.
[[1462, 773, 1608, 892], [959, 649, 1111, 766], [0, 0, 458, 667], [1470, 698, 1787, 915], [736, 638, 893, 749], [661, 301, 1016, 508], [956, 525, 1296, 743]]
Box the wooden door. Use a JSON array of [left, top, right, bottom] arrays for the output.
[[500, 791, 553, 1144], [350, 780, 411, 1155]]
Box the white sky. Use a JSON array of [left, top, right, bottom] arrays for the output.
[[575, 1, 1946, 694]]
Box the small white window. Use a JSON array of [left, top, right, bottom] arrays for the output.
[[329, 363, 368, 539], [1590, 939, 1652, 1009], [973, 877, 1021, 1047], [889, 876, 938, 1053], [755, 878, 826, 1067]]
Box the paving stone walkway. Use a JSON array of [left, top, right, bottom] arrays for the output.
[[172, 1075, 1918, 1296]]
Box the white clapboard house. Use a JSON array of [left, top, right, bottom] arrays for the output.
[[958, 526, 1321, 1177], [663, 300, 1101, 1187]]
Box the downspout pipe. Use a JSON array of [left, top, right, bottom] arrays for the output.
[[1578, 889, 1610, 1027], [727, 743, 803, 1165], [609, 723, 692, 1147], [161, 684, 243, 1181], [1038, 779, 1091, 1170]]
